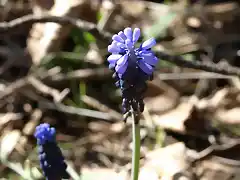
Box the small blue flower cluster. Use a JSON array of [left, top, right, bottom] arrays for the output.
[[107, 27, 158, 113], [34, 123, 69, 180]]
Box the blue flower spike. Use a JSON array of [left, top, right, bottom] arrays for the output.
[[107, 27, 158, 114], [34, 123, 70, 180]]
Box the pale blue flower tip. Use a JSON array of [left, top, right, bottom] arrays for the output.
[[133, 28, 141, 43], [142, 38, 156, 50], [108, 44, 120, 53], [124, 27, 133, 40], [112, 34, 124, 43]]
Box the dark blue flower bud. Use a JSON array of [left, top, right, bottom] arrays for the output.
[[34, 123, 70, 180]]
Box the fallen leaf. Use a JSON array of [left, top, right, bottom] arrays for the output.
[[152, 101, 194, 133], [215, 108, 240, 125], [81, 167, 127, 180], [140, 142, 187, 180], [0, 130, 21, 160]]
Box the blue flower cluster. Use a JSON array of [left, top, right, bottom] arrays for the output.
[[34, 123, 69, 180], [107, 27, 158, 113]]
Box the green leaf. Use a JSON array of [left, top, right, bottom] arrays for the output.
[[71, 80, 81, 106], [182, 54, 195, 61], [71, 28, 83, 45], [83, 32, 96, 44], [97, 11, 103, 21], [79, 81, 86, 108]]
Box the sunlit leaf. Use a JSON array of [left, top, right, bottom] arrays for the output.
[[143, 9, 177, 39], [0, 130, 21, 161], [83, 32, 96, 44]]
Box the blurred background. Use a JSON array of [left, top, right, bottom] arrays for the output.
[[1, 0, 240, 179]]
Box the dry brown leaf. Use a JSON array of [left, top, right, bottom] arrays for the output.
[[120, 0, 146, 16], [27, 0, 99, 65], [0, 130, 21, 160], [145, 95, 178, 114], [195, 157, 240, 180], [139, 142, 187, 180], [214, 108, 240, 125], [151, 101, 194, 133], [144, 79, 179, 114], [197, 88, 228, 110], [81, 167, 127, 180], [22, 109, 42, 135], [197, 88, 240, 125], [0, 113, 23, 126]]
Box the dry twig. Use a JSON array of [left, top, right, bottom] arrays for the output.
[[156, 51, 240, 77], [81, 95, 122, 120], [188, 139, 240, 164], [0, 14, 112, 39], [0, 14, 240, 76], [27, 76, 69, 102]]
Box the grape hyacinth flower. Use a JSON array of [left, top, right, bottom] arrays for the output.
[[107, 27, 158, 113], [34, 123, 69, 180]]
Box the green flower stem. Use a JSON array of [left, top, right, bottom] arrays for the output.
[[131, 111, 140, 180]]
